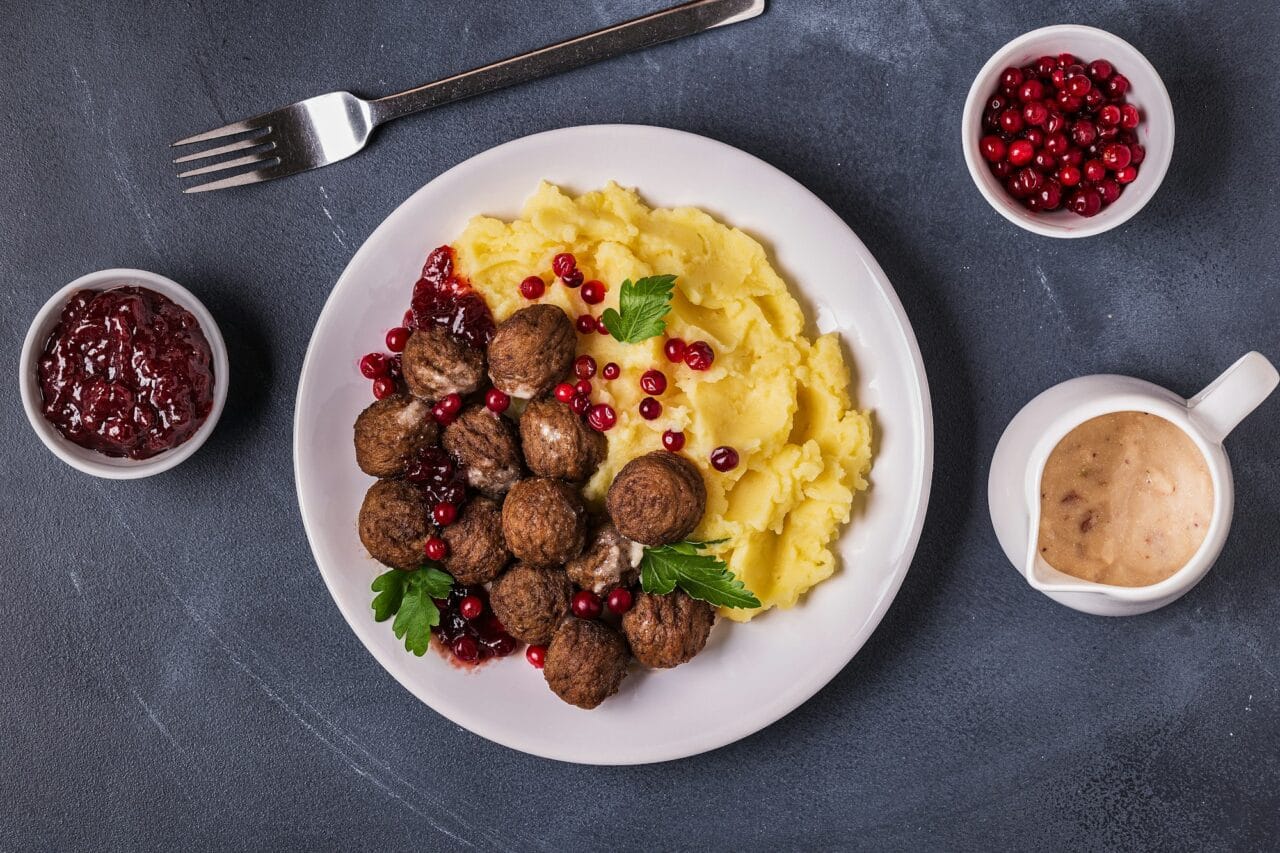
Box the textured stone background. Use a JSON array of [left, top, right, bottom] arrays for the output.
[[1, 0, 1277, 849]]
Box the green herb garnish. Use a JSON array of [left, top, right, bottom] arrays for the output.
[[371, 565, 455, 656], [601, 275, 677, 344], [639, 539, 760, 609]]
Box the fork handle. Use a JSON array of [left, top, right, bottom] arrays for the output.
[[367, 0, 764, 126]]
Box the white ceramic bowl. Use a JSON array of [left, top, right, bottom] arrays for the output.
[[961, 24, 1174, 238], [19, 268, 229, 479]]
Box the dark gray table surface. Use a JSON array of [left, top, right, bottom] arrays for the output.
[[2, 0, 1277, 849]]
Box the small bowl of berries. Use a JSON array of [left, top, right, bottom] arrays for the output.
[[962, 24, 1174, 238]]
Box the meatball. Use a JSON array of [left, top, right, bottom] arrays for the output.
[[358, 479, 430, 570], [442, 496, 510, 584], [622, 590, 715, 669], [565, 522, 642, 594], [543, 619, 629, 709], [487, 305, 574, 399], [352, 394, 438, 478], [519, 397, 606, 482], [489, 563, 572, 645], [605, 451, 707, 545], [441, 405, 523, 498], [502, 477, 587, 566], [402, 324, 485, 400]]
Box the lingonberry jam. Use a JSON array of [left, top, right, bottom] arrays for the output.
[[411, 246, 495, 349], [980, 53, 1144, 217], [38, 286, 215, 459], [433, 585, 519, 665]]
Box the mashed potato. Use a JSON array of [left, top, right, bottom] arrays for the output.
[[454, 182, 872, 621]]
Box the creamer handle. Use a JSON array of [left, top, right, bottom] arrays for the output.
[[1187, 352, 1279, 444]]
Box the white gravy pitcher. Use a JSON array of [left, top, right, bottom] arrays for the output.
[[989, 352, 1278, 616]]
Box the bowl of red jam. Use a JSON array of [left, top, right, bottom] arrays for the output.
[[19, 268, 229, 478], [962, 25, 1174, 238]]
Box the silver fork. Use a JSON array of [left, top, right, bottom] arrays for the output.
[[171, 0, 764, 192]]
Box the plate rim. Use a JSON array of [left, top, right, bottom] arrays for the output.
[[293, 123, 934, 764]]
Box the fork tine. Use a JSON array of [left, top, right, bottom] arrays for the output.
[[171, 118, 267, 147], [172, 137, 275, 164], [182, 166, 280, 194], [176, 152, 280, 179]]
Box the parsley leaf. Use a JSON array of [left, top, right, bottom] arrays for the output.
[[639, 540, 760, 609], [601, 275, 676, 344], [370, 565, 455, 656]]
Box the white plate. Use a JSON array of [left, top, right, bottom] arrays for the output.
[[294, 125, 933, 765]]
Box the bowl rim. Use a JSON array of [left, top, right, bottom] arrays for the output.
[[18, 267, 229, 480], [960, 23, 1175, 238]]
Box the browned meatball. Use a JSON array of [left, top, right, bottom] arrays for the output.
[[353, 394, 437, 478], [358, 479, 430, 570], [489, 563, 572, 645], [487, 305, 574, 399], [519, 397, 606, 482], [543, 619, 629, 709], [621, 590, 714, 669], [442, 405, 523, 498], [605, 452, 706, 545], [402, 324, 485, 400], [565, 522, 642, 594], [442, 496, 509, 584], [501, 477, 587, 566]]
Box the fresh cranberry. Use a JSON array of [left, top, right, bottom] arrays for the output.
[[1051, 67, 1068, 90], [602, 362, 620, 381], [1097, 124, 1120, 143], [432, 393, 461, 425], [992, 160, 1012, 178], [587, 403, 617, 432], [1120, 104, 1140, 129], [575, 313, 597, 334], [1067, 187, 1103, 217], [575, 379, 592, 396], [1101, 143, 1131, 170], [664, 338, 687, 363], [1115, 165, 1138, 184], [526, 645, 546, 668], [1084, 88, 1106, 110], [1007, 139, 1035, 166], [425, 536, 448, 561], [662, 430, 685, 452], [433, 502, 458, 526], [580, 280, 605, 305], [385, 328, 410, 353], [1000, 66, 1023, 89], [595, 317, 610, 336], [452, 636, 480, 663], [1057, 165, 1082, 187], [575, 354, 597, 379], [710, 446, 740, 472], [1031, 179, 1063, 211], [570, 394, 590, 416], [402, 309, 416, 329], [1066, 74, 1092, 97], [1071, 119, 1097, 147], [1106, 74, 1129, 98], [484, 635, 517, 657], [607, 588, 634, 615], [1022, 101, 1048, 127], [1023, 128, 1045, 148], [360, 352, 388, 379], [1129, 143, 1146, 165], [485, 388, 510, 413], [639, 397, 662, 420], [1032, 151, 1057, 173], [1057, 52, 1078, 67], [561, 269, 584, 288], [1006, 176, 1030, 200], [372, 377, 396, 400], [554, 383, 576, 403], [684, 341, 715, 371], [1097, 104, 1121, 127], [1088, 59, 1113, 80], [1018, 79, 1045, 102], [572, 590, 603, 620], [1044, 112, 1066, 134], [519, 276, 545, 300], [1014, 167, 1042, 196], [1035, 55, 1057, 75], [1084, 159, 1108, 182], [459, 595, 484, 620], [1055, 91, 1083, 113], [998, 108, 1023, 134], [640, 369, 667, 395], [1097, 178, 1122, 205], [980, 135, 1006, 163], [552, 253, 577, 278]]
